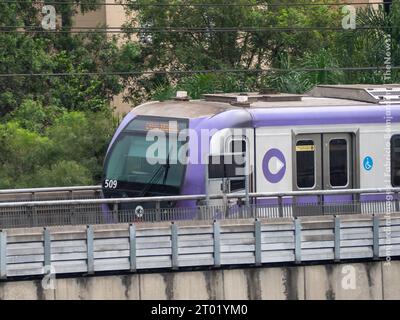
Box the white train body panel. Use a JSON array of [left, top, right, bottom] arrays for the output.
[[253, 123, 400, 193]]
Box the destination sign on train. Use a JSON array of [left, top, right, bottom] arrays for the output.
[[125, 118, 187, 133], [145, 121, 178, 133]]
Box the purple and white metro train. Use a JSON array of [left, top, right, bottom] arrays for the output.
[[102, 84, 400, 214]]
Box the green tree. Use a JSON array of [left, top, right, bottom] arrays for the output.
[[122, 0, 343, 99], [47, 110, 117, 182], [0, 1, 137, 188], [0, 122, 53, 188], [34, 160, 93, 187], [0, 1, 141, 116]]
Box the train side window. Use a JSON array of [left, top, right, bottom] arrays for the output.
[[296, 140, 315, 188], [329, 139, 348, 187], [391, 135, 400, 187], [230, 139, 246, 153]]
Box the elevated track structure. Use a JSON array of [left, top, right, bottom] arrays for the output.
[[0, 187, 398, 228], [0, 187, 398, 280]]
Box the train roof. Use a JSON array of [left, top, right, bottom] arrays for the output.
[[131, 84, 400, 119]]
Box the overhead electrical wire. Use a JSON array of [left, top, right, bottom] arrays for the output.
[[1, 1, 396, 79], [1, 1, 393, 34], [0, 66, 399, 78], [0, 25, 395, 34], [0, 1, 389, 7]]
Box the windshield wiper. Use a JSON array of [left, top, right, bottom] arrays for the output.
[[138, 148, 171, 197], [162, 151, 171, 185]]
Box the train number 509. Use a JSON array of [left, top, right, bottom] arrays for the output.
[[104, 179, 118, 189]]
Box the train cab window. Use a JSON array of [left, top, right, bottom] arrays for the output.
[[296, 140, 315, 188], [329, 139, 348, 187], [209, 138, 247, 193], [391, 135, 400, 187]]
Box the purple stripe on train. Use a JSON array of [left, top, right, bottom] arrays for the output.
[[106, 112, 136, 154], [250, 105, 400, 127], [360, 193, 398, 202], [256, 197, 293, 205]]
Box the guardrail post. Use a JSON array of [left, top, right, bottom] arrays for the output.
[[113, 203, 119, 224], [294, 218, 301, 264], [213, 220, 221, 267], [222, 190, 228, 218], [69, 203, 76, 225], [205, 160, 210, 208], [171, 223, 179, 270], [86, 225, 94, 274], [156, 201, 161, 222], [244, 160, 250, 210], [354, 193, 361, 214], [334, 216, 341, 262], [94, 189, 101, 199], [31, 204, 38, 228], [0, 230, 7, 279], [129, 224, 136, 272], [317, 194, 323, 215], [278, 196, 283, 218], [254, 219, 262, 266], [43, 228, 51, 268], [373, 215, 380, 260]]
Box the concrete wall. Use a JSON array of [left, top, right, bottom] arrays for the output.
[[0, 261, 399, 300]]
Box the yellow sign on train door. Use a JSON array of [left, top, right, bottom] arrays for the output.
[[296, 145, 315, 152]]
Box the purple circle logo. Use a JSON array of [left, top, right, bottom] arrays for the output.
[[262, 148, 286, 183]]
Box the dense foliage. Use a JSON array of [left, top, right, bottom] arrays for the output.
[[122, 0, 400, 98], [0, 1, 140, 187], [0, 0, 399, 188]]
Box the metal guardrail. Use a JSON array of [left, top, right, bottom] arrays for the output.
[[0, 187, 398, 229], [0, 185, 102, 203], [0, 214, 399, 279], [0, 187, 399, 206], [0, 185, 102, 195]]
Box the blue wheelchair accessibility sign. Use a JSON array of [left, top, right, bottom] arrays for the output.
[[363, 156, 373, 171]]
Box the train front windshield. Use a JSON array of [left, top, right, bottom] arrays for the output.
[[103, 116, 188, 198]]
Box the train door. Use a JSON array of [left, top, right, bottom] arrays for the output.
[[294, 133, 354, 215], [208, 139, 248, 198], [207, 130, 253, 218]]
